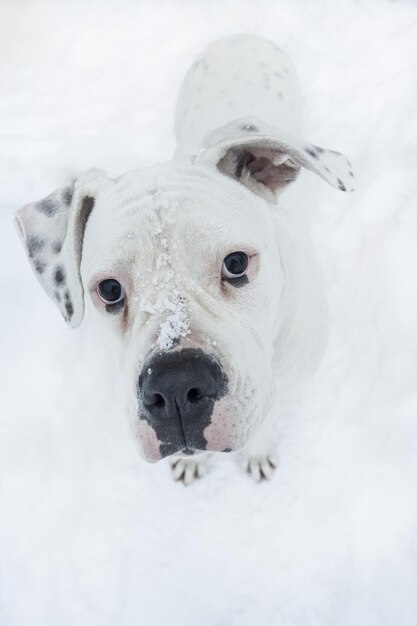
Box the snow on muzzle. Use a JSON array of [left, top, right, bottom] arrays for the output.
[[137, 348, 228, 460]]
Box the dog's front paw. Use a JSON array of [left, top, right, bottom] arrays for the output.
[[169, 455, 209, 486], [242, 453, 277, 483]]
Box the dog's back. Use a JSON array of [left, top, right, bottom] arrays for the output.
[[175, 34, 302, 158]]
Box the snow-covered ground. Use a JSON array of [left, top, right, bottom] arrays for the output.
[[1, 1, 417, 624]]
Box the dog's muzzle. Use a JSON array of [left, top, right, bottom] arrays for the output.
[[138, 348, 228, 458]]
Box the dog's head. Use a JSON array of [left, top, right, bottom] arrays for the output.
[[15, 118, 353, 461]]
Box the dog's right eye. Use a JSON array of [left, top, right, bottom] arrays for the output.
[[221, 251, 249, 279], [97, 279, 125, 305]]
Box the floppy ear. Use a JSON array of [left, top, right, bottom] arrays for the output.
[[195, 117, 354, 198], [14, 169, 110, 328]]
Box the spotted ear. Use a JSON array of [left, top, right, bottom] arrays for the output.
[[14, 169, 110, 328], [196, 117, 354, 198]]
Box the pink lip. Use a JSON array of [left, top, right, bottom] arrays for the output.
[[136, 420, 162, 463]]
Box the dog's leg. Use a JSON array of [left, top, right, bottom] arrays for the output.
[[169, 453, 212, 486], [240, 411, 278, 483]]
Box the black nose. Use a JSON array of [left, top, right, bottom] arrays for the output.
[[139, 348, 226, 423]]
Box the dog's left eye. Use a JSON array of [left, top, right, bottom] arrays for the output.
[[221, 251, 249, 279], [97, 279, 125, 304]]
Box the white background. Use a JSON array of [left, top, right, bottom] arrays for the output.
[[1, 1, 417, 624]]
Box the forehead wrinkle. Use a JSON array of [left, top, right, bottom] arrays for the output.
[[86, 161, 273, 279], [178, 215, 264, 268], [104, 158, 265, 216], [89, 195, 166, 255], [174, 190, 270, 241], [98, 164, 269, 237]]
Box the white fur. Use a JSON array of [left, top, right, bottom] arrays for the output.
[[14, 35, 353, 483], [175, 34, 302, 157]]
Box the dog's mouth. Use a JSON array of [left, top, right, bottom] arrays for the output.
[[135, 408, 252, 463], [136, 348, 231, 461], [134, 348, 261, 462], [149, 423, 214, 461], [135, 417, 209, 462]]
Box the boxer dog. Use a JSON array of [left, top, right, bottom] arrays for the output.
[[15, 35, 353, 484]]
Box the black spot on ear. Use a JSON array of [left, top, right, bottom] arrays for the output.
[[241, 124, 258, 132], [65, 301, 74, 319], [64, 290, 73, 319], [337, 179, 347, 191], [54, 266, 65, 286], [53, 241, 62, 254], [224, 275, 249, 288], [37, 196, 56, 217], [222, 448, 232, 453], [305, 146, 318, 159], [62, 185, 74, 206], [27, 235, 45, 258], [34, 259, 46, 274], [349, 170, 354, 177]]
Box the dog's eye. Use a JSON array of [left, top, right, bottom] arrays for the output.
[[97, 279, 125, 304], [221, 251, 249, 279]]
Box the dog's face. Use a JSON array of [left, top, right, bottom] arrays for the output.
[[15, 118, 353, 461], [80, 161, 282, 460]]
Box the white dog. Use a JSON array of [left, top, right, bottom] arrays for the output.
[[15, 35, 353, 484]]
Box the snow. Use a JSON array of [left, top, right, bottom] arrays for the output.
[[140, 248, 190, 351], [154, 290, 190, 351], [1, 1, 417, 625]]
